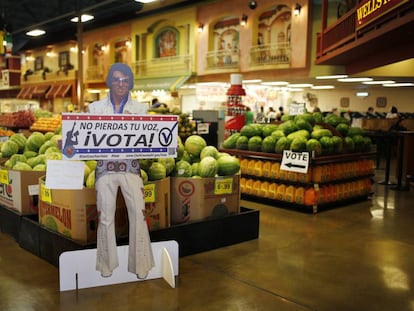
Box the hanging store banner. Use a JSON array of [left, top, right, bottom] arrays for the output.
[[61, 113, 178, 160], [356, 0, 408, 29]]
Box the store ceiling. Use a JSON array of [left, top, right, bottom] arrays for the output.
[[0, 0, 208, 52]]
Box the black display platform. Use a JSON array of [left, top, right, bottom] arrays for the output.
[[2, 206, 260, 267]]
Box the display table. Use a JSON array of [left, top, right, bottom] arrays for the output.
[[1, 205, 260, 267]]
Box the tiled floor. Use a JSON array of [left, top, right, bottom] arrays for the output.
[[1, 166, 414, 311]]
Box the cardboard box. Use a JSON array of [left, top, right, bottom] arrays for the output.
[[0, 167, 43, 214], [171, 175, 240, 225], [38, 176, 171, 244]]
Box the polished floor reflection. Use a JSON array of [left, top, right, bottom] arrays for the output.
[[1, 167, 414, 311]]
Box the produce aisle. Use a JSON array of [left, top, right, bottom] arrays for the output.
[[1, 168, 414, 311]]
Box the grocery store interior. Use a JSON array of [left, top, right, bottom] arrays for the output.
[[1, 0, 414, 310]]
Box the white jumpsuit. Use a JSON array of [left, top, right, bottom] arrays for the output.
[[89, 94, 154, 277]]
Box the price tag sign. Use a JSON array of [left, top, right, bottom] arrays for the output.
[[0, 169, 9, 185], [144, 183, 156, 203], [40, 183, 52, 204], [214, 177, 233, 195]]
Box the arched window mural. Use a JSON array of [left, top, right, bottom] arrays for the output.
[[254, 4, 291, 65], [208, 16, 240, 68], [155, 27, 179, 58]]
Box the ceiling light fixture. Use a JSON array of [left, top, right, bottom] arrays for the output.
[[362, 80, 395, 85], [356, 92, 369, 97], [26, 29, 46, 37], [338, 77, 373, 82], [383, 83, 414, 87], [71, 14, 94, 23], [312, 85, 335, 89], [136, 0, 157, 3], [289, 83, 313, 88], [316, 74, 348, 79]]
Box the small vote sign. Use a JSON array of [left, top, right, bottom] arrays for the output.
[[280, 150, 310, 174]]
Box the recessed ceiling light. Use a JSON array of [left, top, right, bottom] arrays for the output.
[[288, 83, 313, 88], [338, 77, 373, 82], [356, 92, 369, 97], [261, 81, 289, 86], [71, 14, 94, 23], [312, 85, 335, 89], [135, 0, 157, 3], [383, 83, 414, 87], [26, 29, 45, 37], [316, 75, 348, 79], [362, 80, 395, 85]]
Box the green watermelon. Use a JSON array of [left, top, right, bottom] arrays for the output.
[[184, 135, 207, 157], [217, 155, 240, 176], [1, 140, 19, 157], [174, 160, 192, 177], [147, 162, 167, 181], [10, 134, 27, 153], [199, 156, 218, 178], [200, 146, 219, 159]]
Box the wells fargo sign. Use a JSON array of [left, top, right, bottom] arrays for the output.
[[356, 0, 408, 29]]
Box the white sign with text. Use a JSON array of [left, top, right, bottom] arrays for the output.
[[280, 150, 310, 174], [61, 113, 178, 160]]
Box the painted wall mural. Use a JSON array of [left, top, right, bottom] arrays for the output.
[[155, 27, 179, 58]]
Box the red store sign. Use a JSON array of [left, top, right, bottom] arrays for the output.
[[356, 0, 408, 29]]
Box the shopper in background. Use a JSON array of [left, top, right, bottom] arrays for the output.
[[275, 106, 284, 121], [88, 63, 154, 279], [386, 106, 399, 119], [151, 98, 161, 109], [267, 107, 277, 123], [255, 106, 266, 123], [245, 106, 254, 125]]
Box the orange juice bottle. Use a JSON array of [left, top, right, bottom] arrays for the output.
[[254, 160, 264, 177], [285, 185, 296, 203], [279, 167, 288, 181], [305, 187, 317, 205], [297, 171, 312, 183], [271, 162, 280, 179], [247, 160, 256, 175], [268, 183, 278, 199], [287, 171, 298, 182], [330, 184, 338, 202], [253, 180, 261, 196], [240, 158, 249, 175], [276, 184, 286, 201], [295, 186, 305, 205], [240, 177, 246, 193], [260, 181, 269, 198], [312, 166, 323, 183], [262, 161, 272, 178], [245, 179, 253, 194]]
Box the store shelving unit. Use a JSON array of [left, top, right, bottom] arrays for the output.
[[222, 149, 376, 213]]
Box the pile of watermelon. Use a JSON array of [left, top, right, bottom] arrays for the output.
[[0, 128, 97, 188], [139, 134, 241, 181], [223, 112, 373, 156]]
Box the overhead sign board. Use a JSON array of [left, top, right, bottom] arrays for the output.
[[61, 113, 178, 160], [356, 0, 407, 29]]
